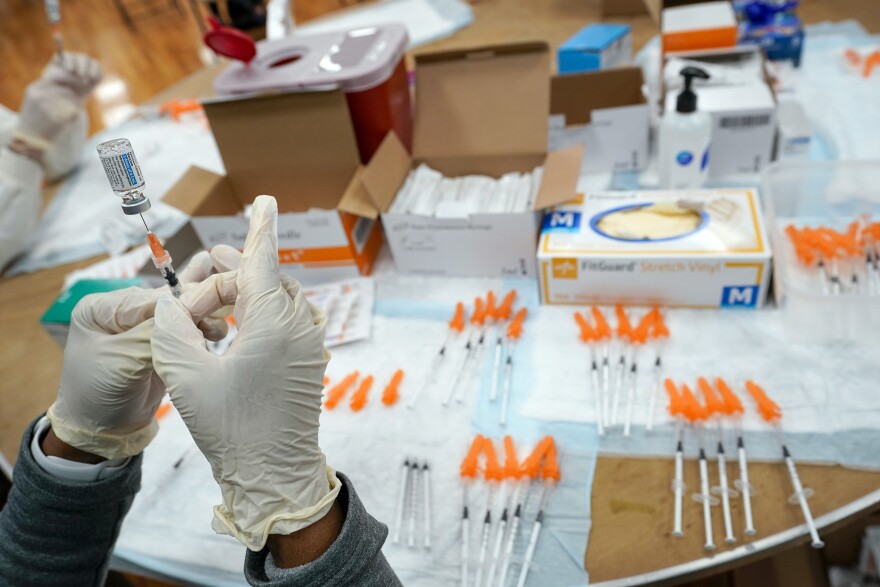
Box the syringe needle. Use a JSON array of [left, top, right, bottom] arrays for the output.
[[139, 213, 150, 231]]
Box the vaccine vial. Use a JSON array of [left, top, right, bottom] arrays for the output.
[[97, 138, 151, 215]]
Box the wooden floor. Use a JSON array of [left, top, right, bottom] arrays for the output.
[[2, 0, 878, 135]]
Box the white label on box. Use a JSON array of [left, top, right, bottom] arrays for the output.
[[191, 210, 349, 250], [190, 210, 359, 285], [539, 256, 770, 308], [548, 103, 649, 174], [710, 110, 776, 176], [382, 212, 538, 277]]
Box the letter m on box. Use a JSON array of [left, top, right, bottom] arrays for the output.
[[721, 285, 758, 308], [542, 211, 581, 232]]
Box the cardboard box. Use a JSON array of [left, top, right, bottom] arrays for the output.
[[363, 42, 583, 278], [537, 189, 772, 308], [162, 88, 385, 286], [557, 24, 632, 74], [662, 1, 738, 55], [549, 67, 649, 174], [600, 0, 656, 19]]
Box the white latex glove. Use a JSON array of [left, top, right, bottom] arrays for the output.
[[14, 53, 102, 150], [47, 251, 235, 460], [152, 196, 339, 552]]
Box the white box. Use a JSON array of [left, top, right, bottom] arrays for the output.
[[776, 99, 812, 160], [189, 210, 377, 286], [537, 188, 772, 308], [662, 1, 737, 54], [549, 67, 650, 174], [381, 213, 539, 277], [665, 81, 777, 179], [365, 42, 583, 278]]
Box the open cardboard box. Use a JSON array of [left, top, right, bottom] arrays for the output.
[[549, 67, 649, 174], [361, 42, 583, 278], [162, 88, 384, 286]]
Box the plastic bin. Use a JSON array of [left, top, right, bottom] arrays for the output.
[[762, 160, 880, 344], [213, 24, 412, 163]]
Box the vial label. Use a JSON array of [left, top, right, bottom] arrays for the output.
[[101, 152, 145, 192]]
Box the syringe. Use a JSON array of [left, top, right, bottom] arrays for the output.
[[97, 138, 182, 298], [147, 232, 183, 298], [44, 0, 64, 64]]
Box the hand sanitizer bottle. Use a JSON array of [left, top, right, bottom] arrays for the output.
[[659, 66, 711, 189]]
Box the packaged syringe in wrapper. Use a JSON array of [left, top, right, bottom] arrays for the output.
[[537, 189, 772, 308]]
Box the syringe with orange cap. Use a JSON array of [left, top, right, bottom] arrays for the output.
[[445, 297, 487, 406], [500, 307, 528, 426], [682, 381, 718, 551], [410, 302, 467, 409], [490, 290, 517, 402], [575, 311, 604, 436], [499, 437, 552, 587], [645, 308, 671, 432], [459, 435, 485, 587], [698, 377, 737, 545], [715, 377, 755, 536], [590, 306, 613, 425], [516, 438, 561, 587], [474, 440, 504, 587], [745, 380, 823, 548], [611, 305, 635, 427], [622, 311, 654, 437], [665, 379, 687, 538], [146, 232, 184, 297], [486, 436, 523, 587]]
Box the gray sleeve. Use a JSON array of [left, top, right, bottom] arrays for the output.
[[0, 417, 142, 587], [245, 472, 401, 587]]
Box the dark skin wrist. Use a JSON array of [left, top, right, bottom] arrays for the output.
[[41, 427, 107, 464], [266, 499, 344, 568]]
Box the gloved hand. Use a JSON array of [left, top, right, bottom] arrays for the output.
[[152, 196, 339, 552], [14, 53, 102, 151], [47, 251, 236, 460]]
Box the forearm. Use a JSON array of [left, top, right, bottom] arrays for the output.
[[245, 473, 401, 587], [0, 417, 142, 587], [0, 148, 43, 270]]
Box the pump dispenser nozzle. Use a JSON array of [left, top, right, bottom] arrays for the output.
[[676, 66, 711, 113]]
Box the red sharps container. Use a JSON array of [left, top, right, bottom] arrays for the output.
[[213, 24, 412, 163]]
